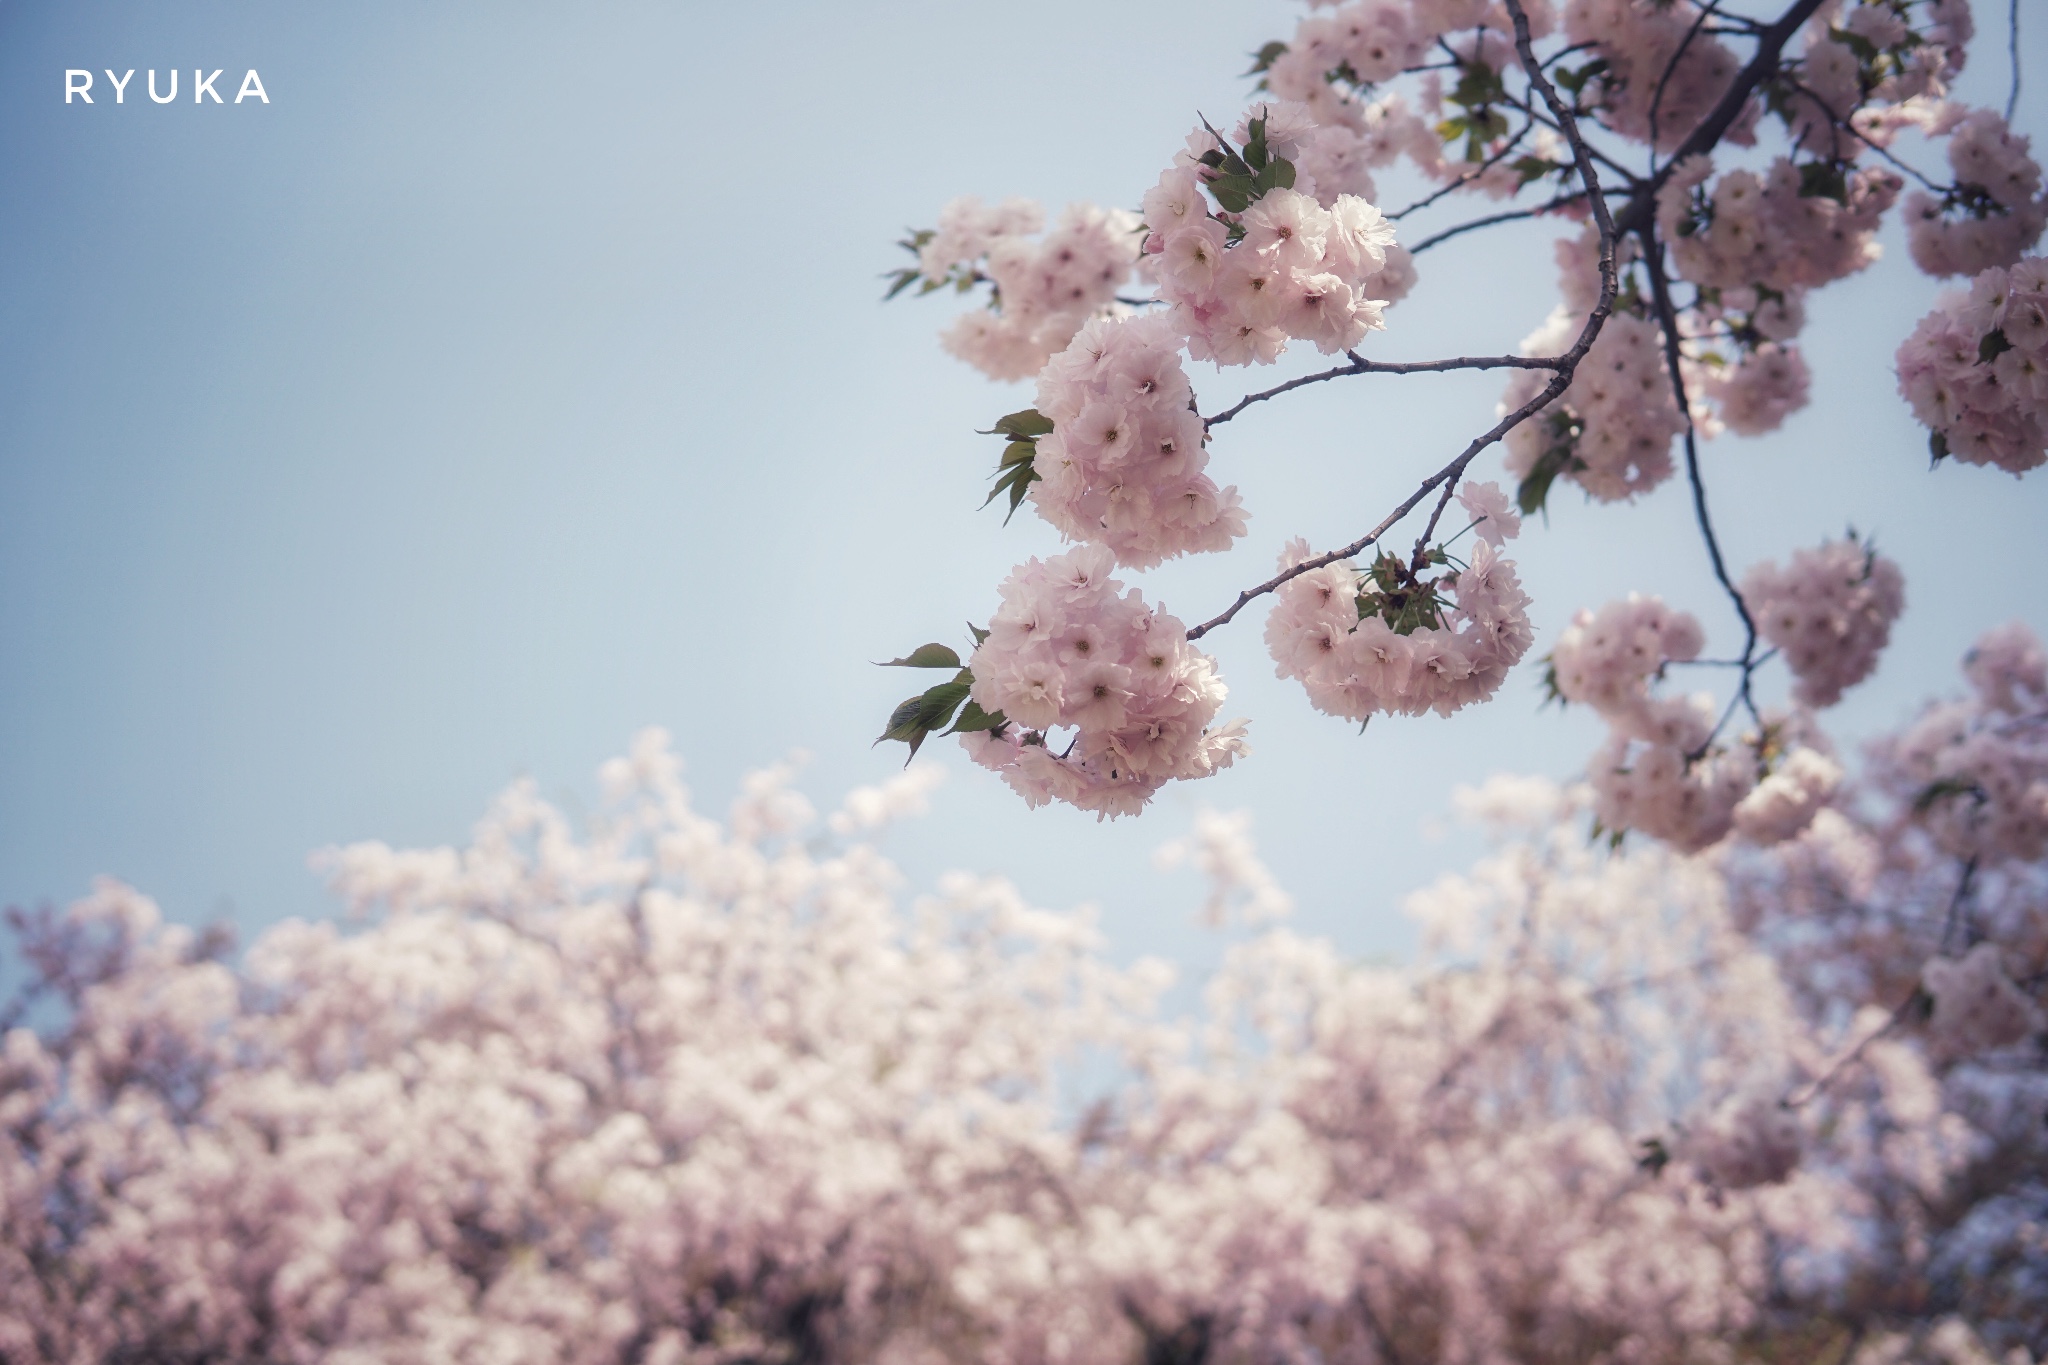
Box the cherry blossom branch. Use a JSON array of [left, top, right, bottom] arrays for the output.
[[1388, 119, 1539, 221], [1405, 191, 1593, 254], [1778, 74, 1951, 193], [1614, 0, 1833, 237], [1496, 91, 1650, 185], [1203, 351, 1565, 429], [2008, 0, 2023, 121], [1648, 0, 1728, 156], [1188, 0, 1620, 642], [1419, 0, 1625, 553], [1542, 40, 1605, 70], [1640, 236, 1765, 740]]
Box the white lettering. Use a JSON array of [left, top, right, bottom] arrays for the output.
[[194, 69, 222, 103], [148, 69, 177, 103], [65, 70, 92, 103], [234, 70, 269, 104], [105, 69, 134, 103]]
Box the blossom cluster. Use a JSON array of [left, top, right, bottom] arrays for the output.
[[1874, 619, 2048, 865], [960, 546, 1249, 818], [1896, 254, 2048, 473], [1264, 480, 1534, 723], [1730, 743, 1844, 846], [1549, 594, 1763, 849], [1739, 534, 1906, 707], [1921, 940, 2044, 1058], [1562, 0, 1748, 152], [1502, 306, 1687, 502], [916, 197, 1144, 382], [1697, 340, 1812, 436], [1661, 157, 1901, 297], [1028, 314, 1246, 569], [1656, 154, 1900, 436], [1144, 154, 1400, 367], [1906, 109, 2048, 279]]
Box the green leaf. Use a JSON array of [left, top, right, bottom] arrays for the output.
[[1797, 159, 1849, 204], [1253, 158, 1297, 195], [1979, 327, 2013, 364], [982, 454, 1043, 524], [1518, 461, 1558, 516], [944, 699, 1008, 735], [1516, 438, 1585, 517], [1207, 180, 1253, 214], [882, 266, 924, 301], [875, 678, 974, 762], [982, 408, 1054, 438], [1828, 24, 1881, 63], [968, 623, 990, 645], [1244, 113, 1269, 170], [999, 440, 1037, 468], [879, 643, 963, 670], [1555, 57, 1608, 97], [1929, 429, 1950, 466], [1244, 40, 1289, 76], [1002, 466, 1040, 523], [1449, 61, 1506, 109]]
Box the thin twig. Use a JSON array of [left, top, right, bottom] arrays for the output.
[[1641, 237, 1764, 741], [1204, 352, 1564, 429], [1390, 119, 1537, 221], [1542, 40, 1603, 71], [2010, 0, 2023, 121], [1777, 76, 1948, 193], [1940, 855, 1979, 954], [1407, 192, 1590, 254], [1785, 989, 1924, 1109], [1496, 90, 1649, 185], [1668, 649, 1779, 669], [1648, 0, 1726, 158]]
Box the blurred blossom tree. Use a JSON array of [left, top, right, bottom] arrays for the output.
[[6, 0, 2048, 1360]]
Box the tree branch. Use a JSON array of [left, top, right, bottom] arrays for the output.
[[1389, 119, 1538, 221], [1204, 352, 1564, 429], [1778, 74, 1949, 193], [1648, 0, 1727, 157], [1613, 0, 1833, 239], [1406, 192, 1591, 254], [1639, 234, 1763, 742], [2009, 0, 2023, 121]]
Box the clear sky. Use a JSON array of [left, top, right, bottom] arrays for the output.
[[4, 0, 2046, 981]]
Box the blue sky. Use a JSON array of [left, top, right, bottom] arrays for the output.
[[3, 0, 2045, 978]]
